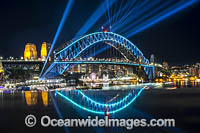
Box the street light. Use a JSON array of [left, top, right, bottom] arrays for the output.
[[9, 57, 14, 60]]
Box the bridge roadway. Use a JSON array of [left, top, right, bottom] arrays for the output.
[[54, 61, 153, 67], [1, 60, 44, 71], [1, 60, 44, 64]]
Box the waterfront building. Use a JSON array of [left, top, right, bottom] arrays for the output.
[[163, 61, 169, 70], [189, 67, 198, 76]]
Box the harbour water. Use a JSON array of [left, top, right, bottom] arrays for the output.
[[0, 82, 200, 133]]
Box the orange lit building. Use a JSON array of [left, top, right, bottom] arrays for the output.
[[0, 61, 4, 82], [0, 61, 3, 73], [24, 43, 37, 60], [41, 42, 47, 60]]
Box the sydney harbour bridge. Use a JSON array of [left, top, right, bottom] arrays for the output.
[[41, 32, 155, 80], [37, 0, 198, 114]]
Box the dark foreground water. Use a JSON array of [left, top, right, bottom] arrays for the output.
[[0, 83, 200, 133]]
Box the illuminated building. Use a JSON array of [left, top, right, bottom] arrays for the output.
[[24, 43, 37, 60], [150, 54, 155, 64], [41, 42, 47, 60], [163, 61, 169, 70], [81, 64, 87, 73], [0, 61, 3, 73], [73, 64, 81, 73], [189, 67, 197, 76], [0, 61, 4, 81]]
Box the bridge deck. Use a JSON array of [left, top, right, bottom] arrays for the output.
[[54, 61, 153, 67], [1, 60, 44, 64]]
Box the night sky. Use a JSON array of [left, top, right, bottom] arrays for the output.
[[0, 0, 200, 65]]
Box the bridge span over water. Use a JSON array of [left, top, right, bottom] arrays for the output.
[[41, 32, 155, 79], [54, 61, 154, 67]]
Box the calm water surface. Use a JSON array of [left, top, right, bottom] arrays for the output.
[[0, 82, 200, 133]]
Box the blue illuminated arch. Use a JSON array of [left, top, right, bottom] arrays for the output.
[[54, 32, 149, 75], [56, 86, 146, 114]]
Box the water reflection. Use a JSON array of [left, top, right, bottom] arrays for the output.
[[25, 91, 38, 106], [42, 91, 48, 106], [173, 80, 200, 88], [3, 81, 200, 109], [0, 83, 199, 132], [24, 91, 49, 106]]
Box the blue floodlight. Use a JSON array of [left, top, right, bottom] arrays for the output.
[[74, 0, 117, 38], [124, 0, 198, 38], [40, 0, 74, 78]]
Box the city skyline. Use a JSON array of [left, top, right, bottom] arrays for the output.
[[0, 0, 199, 64]]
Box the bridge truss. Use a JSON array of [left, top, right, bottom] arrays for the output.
[[41, 32, 154, 79]]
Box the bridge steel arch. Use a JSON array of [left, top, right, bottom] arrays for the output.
[[42, 32, 154, 79]]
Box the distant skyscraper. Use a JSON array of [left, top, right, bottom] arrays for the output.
[[41, 42, 47, 60], [24, 43, 37, 60], [150, 54, 155, 64], [163, 61, 169, 70]]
